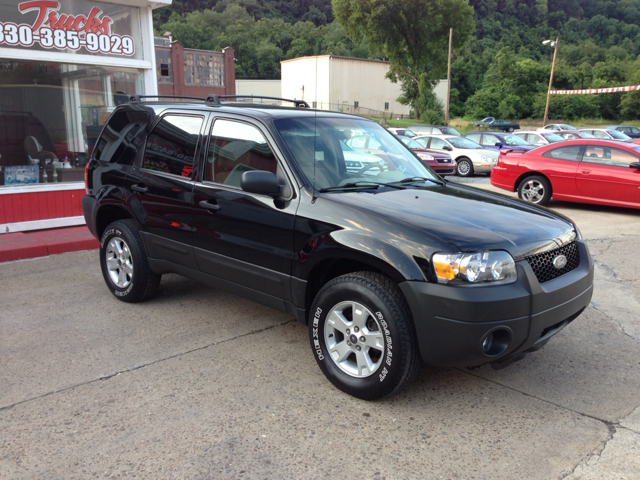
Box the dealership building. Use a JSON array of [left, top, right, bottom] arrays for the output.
[[0, 0, 169, 233]]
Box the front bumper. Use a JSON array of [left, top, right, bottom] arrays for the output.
[[399, 241, 594, 368]]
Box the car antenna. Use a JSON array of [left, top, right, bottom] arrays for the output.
[[312, 55, 318, 204]]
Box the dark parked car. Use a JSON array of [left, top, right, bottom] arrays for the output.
[[491, 139, 640, 209], [396, 135, 456, 175], [408, 125, 461, 136], [463, 132, 536, 152], [83, 95, 594, 400], [472, 117, 520, 132], [607, 126, 640, 139]]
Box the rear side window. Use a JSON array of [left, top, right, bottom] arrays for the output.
[[143, 115, 203, 177], [94, 110, 150, 164], [465, 134, 481, 143], [207, 119, 276, 187], [481, 135, 498, 146], [543, 145, 583, 161]]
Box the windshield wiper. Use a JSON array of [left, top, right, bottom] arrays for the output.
[[318, 181, 406, 192], [389, 176, 445, 186]]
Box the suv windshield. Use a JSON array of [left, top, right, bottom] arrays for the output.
[[448, 137, 481, 149], [274, 117, 439, 190]]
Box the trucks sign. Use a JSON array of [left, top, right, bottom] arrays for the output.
[[0, 0, 135, 56]]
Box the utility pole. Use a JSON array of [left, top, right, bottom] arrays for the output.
[[543, 37, 559, 127], [445, 28, 453, 125]]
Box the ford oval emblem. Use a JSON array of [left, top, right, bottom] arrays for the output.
[[553, 255, 568, 270]]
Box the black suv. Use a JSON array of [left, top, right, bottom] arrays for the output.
[[83, 95, 594, 400]]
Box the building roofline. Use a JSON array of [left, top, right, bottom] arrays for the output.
[[281, 55, 390, 65]]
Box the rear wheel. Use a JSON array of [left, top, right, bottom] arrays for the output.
[[100, 219, 160, 302], [309, 272, 420, 400], [456, 157, 474, 177], [507, 127, 515, 133], [518, 175, 552, 205]]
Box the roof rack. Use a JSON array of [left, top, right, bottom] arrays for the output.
[[128, 95, 206, 104], [205, 95, 309, 108], [127, 94, 310, 109]]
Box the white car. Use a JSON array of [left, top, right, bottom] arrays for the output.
[[515, 130, 565, 146], [413, 134, 498, 176], [539, 123, 577, 131], [577, 128, 633, 142]]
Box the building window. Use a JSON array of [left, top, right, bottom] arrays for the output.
[[184, 53, 225, 87], [312, 101, 317, 108], [385, 102, 389, 110], [156, 50, 173, 85], [354, 101, 359, 108]]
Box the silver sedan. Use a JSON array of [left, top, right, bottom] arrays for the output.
[[413, 134, 499, 176]]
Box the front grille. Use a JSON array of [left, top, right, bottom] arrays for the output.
[[525, 241, 580, 283], [436, 158, 452, 163]]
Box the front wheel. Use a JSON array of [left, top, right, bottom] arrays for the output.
[[507, 127, 515, 133], [456, 158, 474, 177], [100, 219, 161, 302], [518, 175, 552, 205], [309, 272, 420, 400]]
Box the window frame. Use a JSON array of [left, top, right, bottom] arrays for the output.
[[139, 111, 206, 180], [199, 114, 296, 198]]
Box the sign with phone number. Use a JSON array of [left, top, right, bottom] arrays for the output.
[[0, 1, 135, 56], [0, 23, 134, 55]]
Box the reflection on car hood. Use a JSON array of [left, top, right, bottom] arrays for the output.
[[325, 182, 575, 256]]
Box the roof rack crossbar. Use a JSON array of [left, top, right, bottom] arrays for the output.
[[128, 95, 206, 104], [205, 95, 310, 108]]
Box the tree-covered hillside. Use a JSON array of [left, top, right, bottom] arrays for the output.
[[155, 0, 640, 120]]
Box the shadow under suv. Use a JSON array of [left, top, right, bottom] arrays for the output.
[[83, 95, 594, 400]]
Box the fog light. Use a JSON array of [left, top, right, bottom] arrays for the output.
[[481, 328, 512, 357]]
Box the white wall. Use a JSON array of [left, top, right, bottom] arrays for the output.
[[281, 56, 330, 106], [235, 80, 282, 98]]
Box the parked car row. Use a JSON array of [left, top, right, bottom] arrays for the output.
[[386, 122, 640, 189]]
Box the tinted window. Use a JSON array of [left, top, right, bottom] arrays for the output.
[[465, 134, 481, 143], [448, 137, 481, 149], [94, 110, 150, 164], [207, 119, 276, 187], [441, 127, 461, 135], [541, 133, 565, 142], [582, 146, 639, 167], [593, 130, 608, 139], [143, 115, 203, 177], [543, 145, 583, 161], [608, 130, 631, 140]]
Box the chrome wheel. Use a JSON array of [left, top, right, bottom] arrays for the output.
[[105, 236, 133, 288], [520, 179, 546, 203], [324, 301, 384, 378], [457, 159, 472, 176]]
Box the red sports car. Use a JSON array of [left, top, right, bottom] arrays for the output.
[[491, 139, 640, 209]]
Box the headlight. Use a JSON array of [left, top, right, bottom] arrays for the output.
[[418, 153, 435, 160], [432, 251, 517, 286], [480, 154, 495, 162]]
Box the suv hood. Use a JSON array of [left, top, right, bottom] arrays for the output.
[[325, 182, 575, 257]]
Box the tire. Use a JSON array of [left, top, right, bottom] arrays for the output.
[[456, 157, 474, 177], [309, 272, 421, 400], [99, 219, 161, 303], [518, 175, 552, 206], [507, 127, 515, 133]]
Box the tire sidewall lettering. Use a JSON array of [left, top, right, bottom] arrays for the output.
[[312, 307, 324, 360], [101, 228, 122, 248]]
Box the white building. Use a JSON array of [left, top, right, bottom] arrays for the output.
[[281, 55, 411, 116]]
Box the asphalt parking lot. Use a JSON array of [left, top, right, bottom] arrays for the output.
[[1, 178, 639, 479]]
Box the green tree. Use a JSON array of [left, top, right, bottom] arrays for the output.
[[332, 0, 474, 118]]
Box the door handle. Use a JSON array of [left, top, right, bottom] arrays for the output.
[[199, 200, 221, 213], [131, 184, 149, 194], [581, 170, 591, 174]]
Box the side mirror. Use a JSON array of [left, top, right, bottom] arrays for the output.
[[495, 142, 503, 148], [241, 170, 282, 197], [443, 145, 453, 151], [629, 162, 640, 170]]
